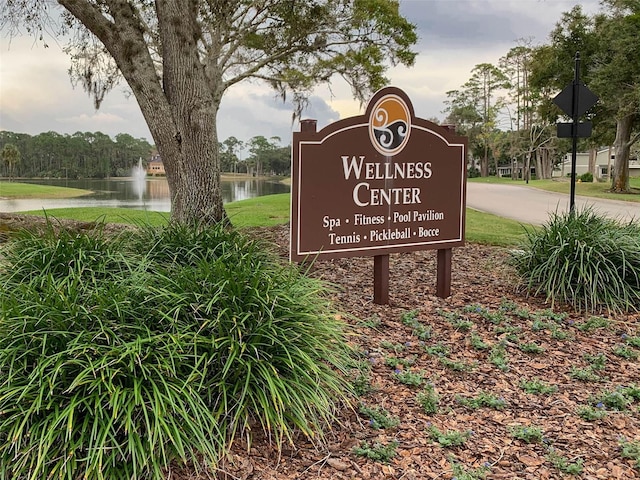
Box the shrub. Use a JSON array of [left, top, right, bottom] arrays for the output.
[[0, 222, 352, 479], [580, 172, 594, 183], [511, 207, 640, 313]]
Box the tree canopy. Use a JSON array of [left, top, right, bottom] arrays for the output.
[[2, 0, 417, 224], [442, 2, 639, 188]]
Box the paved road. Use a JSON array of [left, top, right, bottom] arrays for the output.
[[466, 182, 639, 225]]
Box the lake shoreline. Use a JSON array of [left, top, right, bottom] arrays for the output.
[[0, 177, 290, 213]]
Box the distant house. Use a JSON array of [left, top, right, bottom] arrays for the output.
[[147, 154, 166, 176], [553, 148, 640, 179], [496, 161, 535, 179]]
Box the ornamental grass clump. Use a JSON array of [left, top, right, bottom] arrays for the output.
[[511, 207, 640, 313], [0, 222, 352, 480]]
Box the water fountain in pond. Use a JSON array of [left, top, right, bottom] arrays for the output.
[[131, 157, 147, 199]]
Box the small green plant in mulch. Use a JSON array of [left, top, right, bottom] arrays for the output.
[[535, 309, 568, 323], [500, 299, 532, 319], [349, 356, 374, 396], [613, 344, 639, 360], [622, 385, 640, 401], [590, 386, 640, 411], [412, 324, 432, 340], [531, 318, 550, 331], [570, 366, 605, 383], [576, 404, 608, 421], [576, 316, 610, 333], [546, 448, 584, 475], [424, 342, 450, 357], [513, 307, 533, 319], [352, 371, 374, 397], [452, 318, 475, 331], [380, 340, 405, 353], [456, 391, 507, 410], [449, 456, 490, 479], [438, 309, 474, 331], [619, 438, 640, 470], [494, 323, 521, 342], [499, 298, 519, 312], [440, 357, 476, 372], [467, 305, 505, 324], [437, 308, 463, 321], [520, 377, 558, 395], [384, 355, 416, 369], [427, 425, 471, 448], [358, 314, 381, 328], [481, 310, 506, 324], [509, 425, 544, 444], [625, 335, 640, 348], [462, 303, 485, 314], [550, 324, 573, 340], [359, 404, 400, 430], [594, 389, 632, 411], [470, 331, 489, 350], [584, 352, 607, 370], [401, 310, 432, 340], [400, 309, 420, 326], [511, 207, 640, 313], [392, 369, 424, 387], [518, 342, 545, 354], [417, 384, 439, 415], [488, 343, 509, 371], [353, 440, 399, 463]]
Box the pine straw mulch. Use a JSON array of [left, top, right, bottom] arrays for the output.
[[168, 224, 640, 480]]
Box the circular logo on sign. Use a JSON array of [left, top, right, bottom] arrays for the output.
[[369, 94, 411, 156]]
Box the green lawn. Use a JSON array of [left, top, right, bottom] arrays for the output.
[[21, 193, 528, 247], [468, 176, 640, 202], [0, 181, 91, 198], [21, 208, 171, 227]]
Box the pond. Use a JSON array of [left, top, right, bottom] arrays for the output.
[[0, 177, 290, 213]]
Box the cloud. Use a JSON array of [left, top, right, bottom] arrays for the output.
[[0, 0, 604, 147], [217, 87, 340, 144]]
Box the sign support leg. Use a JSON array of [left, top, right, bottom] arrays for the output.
[[436, 248, 452, 298], [374, 255, 389, 305]]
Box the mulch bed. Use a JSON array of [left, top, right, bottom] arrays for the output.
[[189, 224, 640, 480], [4, 216, 638, 479]]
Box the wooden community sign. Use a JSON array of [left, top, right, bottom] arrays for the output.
[[290, 86, 467, 304]]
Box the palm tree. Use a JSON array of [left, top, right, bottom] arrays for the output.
[[1, 143, 21, 181]]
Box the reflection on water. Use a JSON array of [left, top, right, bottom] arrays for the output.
[[0, 177, 290, 213]]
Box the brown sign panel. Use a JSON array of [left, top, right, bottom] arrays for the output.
[[290, 87, 467, 262]]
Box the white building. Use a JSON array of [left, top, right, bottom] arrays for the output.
[[554, 148, 640, 179]]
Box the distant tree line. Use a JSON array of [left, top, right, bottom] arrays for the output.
[[219, 136, 291, 177], [0, 130, 292, 180], [0, 131, 153, 179]]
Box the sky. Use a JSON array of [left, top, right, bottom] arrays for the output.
[[0, 0, 602, 148]]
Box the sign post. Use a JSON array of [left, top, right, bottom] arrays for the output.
[[553, 52, 599, 212], [290, 87, 467, 304]]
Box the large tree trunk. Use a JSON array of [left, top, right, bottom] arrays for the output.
[[539, 148, 554, 179], [60, 0, 226, 225], [534, 150, 542, 180], [611, 114, 634, 193], [588, 148, 597, 181], [481, 145, 489, 177], [153, 0, 225, 224]]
